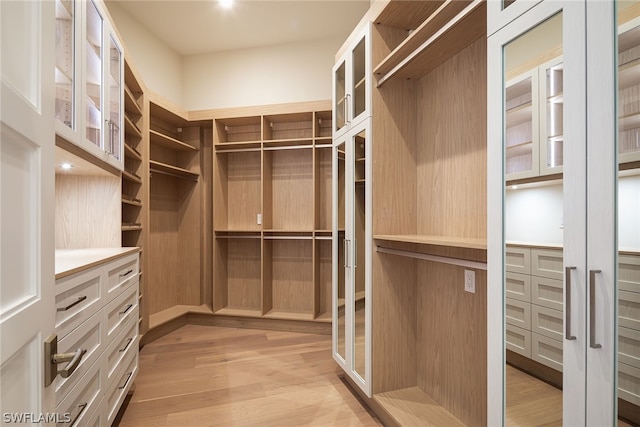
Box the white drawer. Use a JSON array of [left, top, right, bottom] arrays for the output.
[[506, 298, 531, 330], [75, 399, 104, 427], [506, 246, 531, 274], [55, 357, 102, 427], [532, 333, 563, 372], [105, 252, 139, 302], [619, 254, 640, 293], [506, 272, 531, 302], [620, 290, 640, 331], [105, 281, 139, 344], [619, 362, 640, 406], [506, 324, 531, 358], [55, 309, 105, 406], [531, 248, 563, 280], [531, 304, 563, 341], [55, 267, 103, 340], [104, 314, 139, 390], [104, 349, 138, 425], [620, 326, 640, 369], [531, 276, 563, 311]]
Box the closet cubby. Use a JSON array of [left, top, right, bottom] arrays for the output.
[[148, 97, 213, 329], [365, 2, 487, 424], [212, 102, 333, 323], [214, 150, 262, 231], [263, 148, 314, 231]]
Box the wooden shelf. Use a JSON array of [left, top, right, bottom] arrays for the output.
[[214, 141, 261, 151], [374, 234, 486, 250], [374, 0, 485, 86], [620, 57, 640, 91], [122, 224, 142, 231], [506, 140, 533, 158], [374, 387, 465, 427], [315, 312, 332, 323], [215, 307, 263, 318], [263, 138, 314, 149], [314, 136, 333, 145], [121, 198, 142, 207], [620, 112, 640, 132], [122, 169, 142, 184], [149, 160, 199, 181], [150, 129, 198, 152], [124, 115, 142, 139], [124, 143, 142, 161], [263, 310, 314, 322], [149, 304, 213, 329], [124, 86, 143, 118], [506, 102, 533, 127]]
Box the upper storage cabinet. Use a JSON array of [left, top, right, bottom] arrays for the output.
[[55, 0, 124, 172], [619, 13, 640, 164], [333, 24, 371, 138]]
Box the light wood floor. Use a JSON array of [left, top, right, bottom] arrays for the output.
[[116, 325, 382, 427]]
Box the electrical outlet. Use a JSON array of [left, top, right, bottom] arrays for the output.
[[257, 213, 262, 225], [464, 269, 476, 293]]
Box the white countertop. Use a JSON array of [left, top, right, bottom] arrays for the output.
[[55, 247, 140, 279]]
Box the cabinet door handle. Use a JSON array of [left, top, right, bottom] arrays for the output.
[[120, 269, 134, 278], [53, 348, 87, 378], [353, 239, 357, 268], [565, 267, 576, 340], [589, 269, 602, 349], [69, 402, 88, 426], [119, 337, 133, 353], [345, 94, 350, 123], [118, 371, 133, 390], [57, 295, 87, 312], [120, 304, 134, 315]]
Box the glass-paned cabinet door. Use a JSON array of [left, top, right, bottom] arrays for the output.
[[540, 57, 564, 175], [55, 0, 74, 130], [333, 139, 347, 367], [619, 6, 640, 163], [107, 33, 122, 160], [85, 0, 103, 148], [352, 127, 366, 382], [334, 60, 347, 136], [351, 38, 366, 123], [505, 70, 539, 180]]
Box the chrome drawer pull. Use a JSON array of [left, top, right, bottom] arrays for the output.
[[69, 402, 87, 426], [119, 337, 133, 353], [118, 372, 133, 390], [565, 267, 576, 340], [57, 296, 87, 312], [119, 269, 134, 278], [120, 304, 134, 315], [589, 269, 602, 349]]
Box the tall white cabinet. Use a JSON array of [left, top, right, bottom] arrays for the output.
[[489, 1, 640, 425], [333, 23, 373, 397]]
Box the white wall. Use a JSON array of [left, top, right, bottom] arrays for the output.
[[106, 2, 183, 106], [182, 36, 341, 111], [506, 183, 564, 245], [506, 176, 640, 251]]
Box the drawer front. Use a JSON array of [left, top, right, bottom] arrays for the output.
[[506, 298, 531, 330], [619, 254, 640, 293], [620, 290, 640, 331], [506, 324, 531, 358], [531, 304, 563, 341], [55, 309, 105, 406], [105, 281, 139, 344], [532, 333, 563, 372], [506, 246, 531, 274], [531, 276, 563, 311], [506, 272, 531, 302], [104, 314, 139, 388], [531, 249, 563, 280], [55, 268, 103, 340], [620, 326, 640, 369], [106, 253, 139, 302], [55, 358, 102, 427], [105, 349, 138, 425], [619, 362, 640, 406]]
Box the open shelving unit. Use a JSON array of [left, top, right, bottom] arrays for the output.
[[212, 102, 333, 323], [364, 1, 488, 424], [147, 95, 213, 330]]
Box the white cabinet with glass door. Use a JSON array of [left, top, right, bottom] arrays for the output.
[[489, 1, 640, 426], [333, 118, 372, 397], [332, 23, 371, 139], [55, 0, 124, 171]]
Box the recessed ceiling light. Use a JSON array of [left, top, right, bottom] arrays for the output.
[[511, 185, 518, 190], [219, 0, 233, 9], [61, 163, 73, 170]]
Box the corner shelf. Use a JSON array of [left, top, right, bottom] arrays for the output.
[[149, 160, 199, 181], [149, 129, 198, 152]]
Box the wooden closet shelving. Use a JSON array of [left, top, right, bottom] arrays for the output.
[[212, 102, 332, 324], [147, 96, 213, 331]]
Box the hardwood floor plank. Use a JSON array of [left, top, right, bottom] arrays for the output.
[[116, 325, 382, 426]]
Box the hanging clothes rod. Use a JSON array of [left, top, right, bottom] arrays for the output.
[[376, 246, 487, 271]]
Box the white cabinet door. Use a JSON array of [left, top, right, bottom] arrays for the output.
[[103, 24, 124, 170], [1, 0, 56, 419]]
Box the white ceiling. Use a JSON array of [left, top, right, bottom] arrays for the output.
[[106, 0, 370, 56]]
